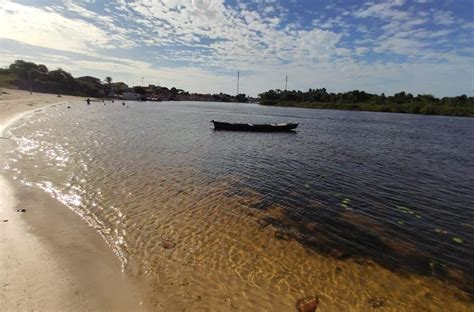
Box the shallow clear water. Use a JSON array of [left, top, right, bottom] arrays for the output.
[[4, 101, 474, 310]]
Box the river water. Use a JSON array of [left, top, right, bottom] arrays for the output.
[[4, 101, 474, 311]]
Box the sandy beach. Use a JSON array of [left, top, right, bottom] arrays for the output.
[[0, 90, 148, 311]]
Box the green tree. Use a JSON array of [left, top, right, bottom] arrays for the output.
[[105, 76, 113, 95], [37, 64, 48, 74], [235, 93, 248, 103], [133, 86, 146, 95], [9, 60, 38, 74]]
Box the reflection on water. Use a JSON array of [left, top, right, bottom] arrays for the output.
[[3, 101, 474, 310]]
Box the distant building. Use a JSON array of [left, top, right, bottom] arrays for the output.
[[121, 92, 142, 101], [111, 82, 129, 93]]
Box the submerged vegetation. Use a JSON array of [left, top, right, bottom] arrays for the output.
[[258, 88, 474, 117]]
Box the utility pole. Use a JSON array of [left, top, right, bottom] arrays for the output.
[[285, 75, 288, 91], [28, 69, 32, 95], [142, 77, 144, 86], [237, 71, 240, 95]]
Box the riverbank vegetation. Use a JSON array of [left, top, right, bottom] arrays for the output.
[[258, 89, 474, 117], [0, 60, 105, 97]]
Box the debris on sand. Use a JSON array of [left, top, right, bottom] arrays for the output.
[[296, 296, 319, 312], [367, 297, 385, 308], [161, 239, 176, 249]]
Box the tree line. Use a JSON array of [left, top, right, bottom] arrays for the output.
[[0, 60, 107, 97], [258, 88, 473, 117], [0, 60, 253, 103]]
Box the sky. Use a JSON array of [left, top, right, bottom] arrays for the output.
[[0, 0, 473, 96]]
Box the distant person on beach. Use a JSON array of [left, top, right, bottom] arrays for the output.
[[122, 102, 125, 106], [86, 98, 91, 105]]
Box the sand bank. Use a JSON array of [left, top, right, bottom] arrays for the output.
[[0, 90, 148, 311]]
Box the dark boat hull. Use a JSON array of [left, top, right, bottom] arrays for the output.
[[212, 121, 298, 132]]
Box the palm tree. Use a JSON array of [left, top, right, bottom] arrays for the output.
[[105, 76, 113, 96]]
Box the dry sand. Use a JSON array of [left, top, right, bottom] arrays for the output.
[[0, 90, 149, 311]]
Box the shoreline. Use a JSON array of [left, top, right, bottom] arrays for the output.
[[259, 102, 474, 118], [0, 90, 149, 311]]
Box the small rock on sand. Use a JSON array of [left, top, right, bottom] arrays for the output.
[[257, 219, 270, 228], [367, 297, 385, 308], [296, 296, 319, 312], [161, 239, 175, 249]]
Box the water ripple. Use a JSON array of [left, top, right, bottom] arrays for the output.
[[3, 101, 473, 310]]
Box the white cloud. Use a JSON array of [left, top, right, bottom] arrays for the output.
[[354, 0, 408, 20], [355, 47, 369, 55], [432, 10, 456, 25], [374, 37, 426, 56], [0, 1, 112, 53]]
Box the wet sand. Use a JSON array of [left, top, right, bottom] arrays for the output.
[[0, 90, 148, 311]]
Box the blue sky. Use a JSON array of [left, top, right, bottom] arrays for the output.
[[0, 0, 472, 96]]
